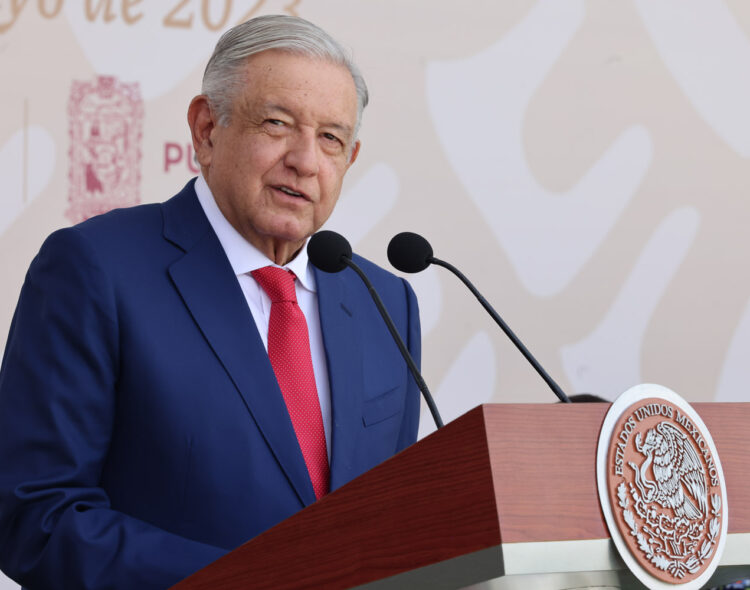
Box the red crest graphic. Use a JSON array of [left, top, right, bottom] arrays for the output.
[[67, 75, 144, 223]]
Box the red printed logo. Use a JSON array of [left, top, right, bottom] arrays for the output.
[[67, 75, 144, 223]]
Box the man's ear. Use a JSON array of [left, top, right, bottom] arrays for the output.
[[187, 95, 216, 168], [348, 140, 361, 166]]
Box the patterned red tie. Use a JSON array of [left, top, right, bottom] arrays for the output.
[[251, 266, 330, 499]]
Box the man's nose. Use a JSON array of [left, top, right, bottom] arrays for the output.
[[284, 131, 319, 176]]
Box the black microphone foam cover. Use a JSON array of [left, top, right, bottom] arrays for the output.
[[307, 230, 352, 273], [387, 232, 433, 273]]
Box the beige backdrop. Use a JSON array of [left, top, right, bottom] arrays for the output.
[[2, 1, 750, 585]]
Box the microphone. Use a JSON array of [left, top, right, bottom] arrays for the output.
[[307, 230, 351, 272], [388, 232, 571, 404], [308, 231, 444, 428]]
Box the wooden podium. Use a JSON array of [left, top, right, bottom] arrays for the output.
[[172, 403, 750, 589]]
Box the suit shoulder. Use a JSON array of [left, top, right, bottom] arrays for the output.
[[64, 179, 199, 247], [40, 179, 201, 265], [73, 202, 163, 242], [32, 204, 163, 276]]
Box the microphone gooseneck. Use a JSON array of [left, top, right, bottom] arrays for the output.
[[307, 231, 444, 428], [387, 232, 571, 404]]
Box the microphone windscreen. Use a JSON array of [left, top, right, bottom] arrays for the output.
[[387, 232, 433, 273], [307, 230, 352, 273]]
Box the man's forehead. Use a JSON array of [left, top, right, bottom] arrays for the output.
[[232, 53, 357, 128]]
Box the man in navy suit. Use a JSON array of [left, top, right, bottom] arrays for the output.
[[0, 15, 420, 589]]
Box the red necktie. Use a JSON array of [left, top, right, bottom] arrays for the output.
[[251, 266, 330, 499]]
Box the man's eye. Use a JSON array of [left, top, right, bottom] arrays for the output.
[[266, 119, 284, 126], [322, 132, 341, 144]]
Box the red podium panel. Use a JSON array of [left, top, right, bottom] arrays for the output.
[[173, 403, 750, 590]]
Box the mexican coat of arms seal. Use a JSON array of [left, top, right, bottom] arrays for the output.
[[597, 384, 728, 590]]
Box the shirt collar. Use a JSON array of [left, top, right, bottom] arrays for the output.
[[194, 174, 317, 293]]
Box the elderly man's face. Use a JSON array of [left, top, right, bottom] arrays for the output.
[[190, 49, 360, 264]]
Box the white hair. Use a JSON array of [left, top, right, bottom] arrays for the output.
[[202, 14, 368, 138]]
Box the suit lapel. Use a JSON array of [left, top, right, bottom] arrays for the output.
[[314, 267, 364, 491], [162, 183, 316, 507]]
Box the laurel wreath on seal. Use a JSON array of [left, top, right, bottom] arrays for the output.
[[617, 482, 721, 578]]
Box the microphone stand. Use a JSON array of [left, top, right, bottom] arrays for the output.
[[429, 257, 571, 404]]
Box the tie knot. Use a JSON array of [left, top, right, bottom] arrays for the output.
[[252, 266, 298, 303]]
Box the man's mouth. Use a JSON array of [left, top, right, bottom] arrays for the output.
[[275, 185, 306, 199]]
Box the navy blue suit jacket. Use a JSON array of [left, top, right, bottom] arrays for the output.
[[0, 181, 421, 589]]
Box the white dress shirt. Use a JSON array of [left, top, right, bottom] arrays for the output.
[[194, 175, 332, 459]]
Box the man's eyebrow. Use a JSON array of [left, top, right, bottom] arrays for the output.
[[262, 103, 294, 118], [324, 121, 354, 137], [263, 103, 353, 137]]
